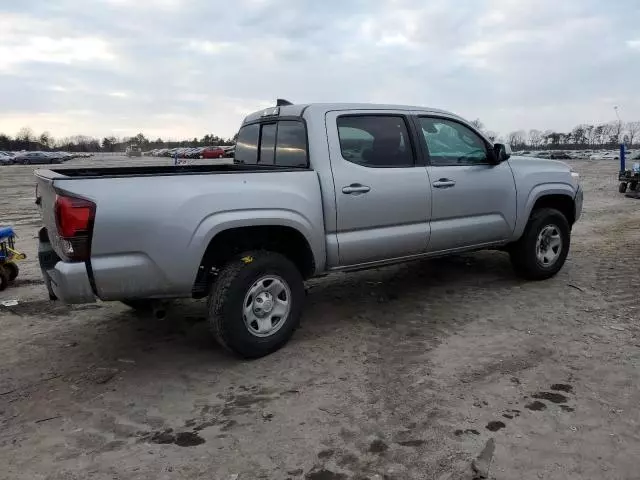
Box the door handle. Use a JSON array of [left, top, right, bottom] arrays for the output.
[[342, 184, 371, 194], [432, 178, 456, 189]]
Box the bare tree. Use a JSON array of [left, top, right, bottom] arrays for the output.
[[571, 125, 587, 146], [16, 127, 34, 142], [543, 131, 563, 146], [607, 121, 623, 145], [39, 131, 52, 148], [626, 122, 640, 145], [583, 125, 594, 146], [470, 119, 484, 131], [507, 130, 526, 149], [484, 130, 498, 142], [529, 129, 542, 148]]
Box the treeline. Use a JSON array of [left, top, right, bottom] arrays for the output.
[[0, 128, 236, 152], [475, 120, 640, 150], [5, 119, 639, 153]]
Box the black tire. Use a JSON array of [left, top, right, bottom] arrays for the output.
[[630, 182, 638, 191], [0, 267, 8, 291], [5, 262, 19, 281], [510, 208, 570, 280], [619, 182, 628, 193], [207, 250, 304, 358]]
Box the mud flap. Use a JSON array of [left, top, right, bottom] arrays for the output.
[[37, 227, 59, 300]]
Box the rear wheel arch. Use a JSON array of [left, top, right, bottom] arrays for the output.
[[193, 225, 316, 297]]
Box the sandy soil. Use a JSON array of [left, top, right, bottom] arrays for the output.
[[1, 156, 639, 480]]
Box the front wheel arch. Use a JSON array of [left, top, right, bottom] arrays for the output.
[[529, 193, 576, 227]]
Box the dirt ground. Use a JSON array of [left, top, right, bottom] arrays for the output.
[[1, 156, 639, 480]]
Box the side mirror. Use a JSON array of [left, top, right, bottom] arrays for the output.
[[493, 143, 512, 163]]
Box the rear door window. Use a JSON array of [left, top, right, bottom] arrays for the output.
[[337, 115, 414, 167], [275, 121, 308, 167]]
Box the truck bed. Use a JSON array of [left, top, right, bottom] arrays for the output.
[[37, 163, 308, 179], [34, 164, 326, 303]]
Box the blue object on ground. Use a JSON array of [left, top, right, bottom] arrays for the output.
[[0, 226, 15, 240]]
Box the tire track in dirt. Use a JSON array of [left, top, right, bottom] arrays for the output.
[[304, 253, 571, 478]]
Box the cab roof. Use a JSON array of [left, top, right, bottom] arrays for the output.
[[241, 103, 460, 125]]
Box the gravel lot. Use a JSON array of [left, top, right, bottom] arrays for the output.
[[1, 155, 639, 480]]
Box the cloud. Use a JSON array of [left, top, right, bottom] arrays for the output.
[[0, 0, 639, 139], [0, 37, 115, 72], [185, 40, 233, 55]]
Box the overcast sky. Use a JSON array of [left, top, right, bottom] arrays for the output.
[[1, 0, 639, 140]]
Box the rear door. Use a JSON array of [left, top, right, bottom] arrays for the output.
[[414, 115, 517, 252], [326, 111, 431, 266]]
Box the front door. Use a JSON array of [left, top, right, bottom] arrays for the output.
[[415, 115, 517, 252], [326, 111, 431, 266]]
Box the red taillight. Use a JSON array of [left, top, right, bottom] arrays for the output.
[[54, 194, 95, 261]]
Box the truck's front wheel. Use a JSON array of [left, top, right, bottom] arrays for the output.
[[207, 251, 304, 358], [510, 208, 570, 280]]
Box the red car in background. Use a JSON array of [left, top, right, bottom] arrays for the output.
[[201, 146, 225, 159]]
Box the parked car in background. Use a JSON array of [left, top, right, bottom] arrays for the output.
[[15, 151, 61, 165], [45, 152, 66, 163], [188, 147, 205, 158], [223, 146, 235, 158], [550, 152, 572, 160], [0, 152, 16, 165], [201, 146, 225, 159], [126, 145, 142, 157]]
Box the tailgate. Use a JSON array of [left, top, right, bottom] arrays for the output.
[[34, 169, 68, 258]]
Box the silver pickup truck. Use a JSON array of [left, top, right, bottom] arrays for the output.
[[35, 102, 583, 357]]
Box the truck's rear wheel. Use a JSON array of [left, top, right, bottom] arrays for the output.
[[207, 251, 304, 358], [510, 208, 570, 280]]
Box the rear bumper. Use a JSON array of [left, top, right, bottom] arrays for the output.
[[38, 228, 96, 304]]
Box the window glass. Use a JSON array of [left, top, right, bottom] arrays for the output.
[[234, 123, 259, 164], [275, 121, 308, 167], [337, 115, 414, 167], [419, 118, 488, 165], [259, 123, 276, 165]]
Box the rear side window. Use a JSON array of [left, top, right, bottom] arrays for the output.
[[260, 123, 277, 165], [337, 115, 414, 167], [276, 121, 307, 167], [234, 120, 308, 167], [235, 123, 259, 164]]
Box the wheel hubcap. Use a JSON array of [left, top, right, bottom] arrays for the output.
[[536, 224, 562, 267], [243, 276, 291, 337]]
